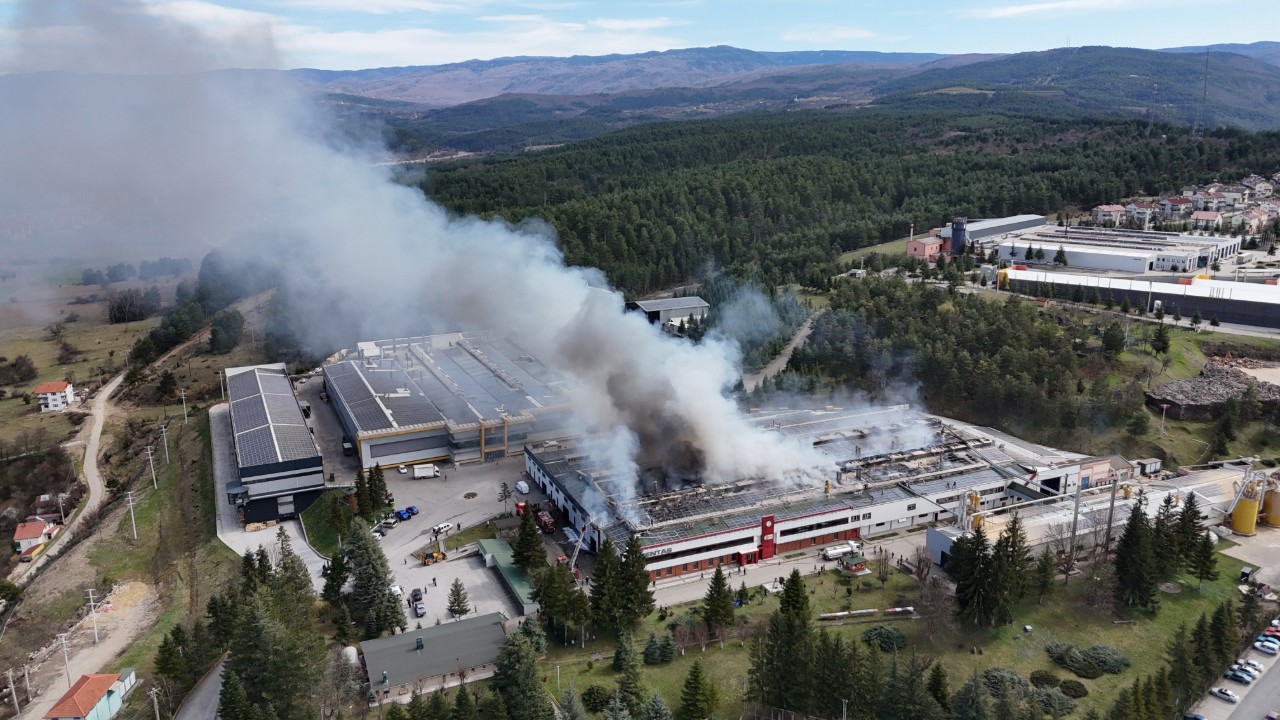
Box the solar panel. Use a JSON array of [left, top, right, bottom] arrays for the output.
[[257, 373, 293, 395], [350, 398, 394, 431], [263, 394, 304, 425], [227, 371, 260, 399], [230, 396, 268, 432], [227, 365, 319, 469], [273, 425, 317, 461], [237, 425, 278, 467]]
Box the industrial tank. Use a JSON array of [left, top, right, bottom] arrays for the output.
[[1232, 481, 1261, 536], [1264, 488, 1280, 527]]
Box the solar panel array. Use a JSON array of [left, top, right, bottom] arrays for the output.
[[226, 365, 319, 468]]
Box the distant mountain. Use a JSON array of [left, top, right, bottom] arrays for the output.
[[288, 45, 947, 107], [1161, 41, 1280, 68], [872, 46, 1280, 131]]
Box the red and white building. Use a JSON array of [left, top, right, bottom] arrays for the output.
[[1192, 210, 1224, 231], [12, 519, 58, 557], [1125, 202, 1160, 227], [1159, 197, 1194, 219], [35, 381, 75, 413], [1193, 192, 1228, 212], [1091, 205, 1125, 226], [906, 237, 945, 262]]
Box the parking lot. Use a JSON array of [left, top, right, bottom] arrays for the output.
[[1186, 634, 1280, 720]]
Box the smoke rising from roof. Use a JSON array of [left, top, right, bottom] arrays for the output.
[[2, 0, 822, 486]]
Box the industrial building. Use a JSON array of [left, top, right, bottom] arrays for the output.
[[361, 612, 510, 703], [625, 297, 710, 331], [992, 226, 1242, 274], [940, 215, 1047, 255], [225, 364, 325, 524], [523, 405, 1142, 579], [1000, 269, 1280, 329], [323, 334, 573, 470]]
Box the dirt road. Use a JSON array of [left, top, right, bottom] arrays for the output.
[[10, 372, 121, 584], [742, 311, 822, 392], [18, 582, 158, 719]]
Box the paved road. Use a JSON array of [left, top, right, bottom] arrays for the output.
[[10, 373, 122, 584], [742, 311, 822, 392], [175, 660, 223, 720]]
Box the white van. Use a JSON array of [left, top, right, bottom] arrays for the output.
[[514, 480, 530, 494]]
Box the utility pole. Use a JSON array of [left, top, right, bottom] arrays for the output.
[[1064, 477, 1084, 576], [159, 425, 170, 465], [86, 589, 100, 644], [179, 388, 188, 424], [5, 669, 18, 715], [1160, 403, 1170, 436], [1103, 476, 1122, 551], [149, 686, 162, 720], [126, 491, 138, 541], [219, 371, 226, 401], [57, 493, 66, 524], [145, 446, 158, 489], [57, 633, 72, 688], [22, 665, 30, 701]]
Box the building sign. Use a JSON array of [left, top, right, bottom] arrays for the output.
[[643, 546, 673, 558]]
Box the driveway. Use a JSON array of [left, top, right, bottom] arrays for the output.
[[175, 660, 222, 720], [208, 403, 326, 591], [295, 376, 358, 484]]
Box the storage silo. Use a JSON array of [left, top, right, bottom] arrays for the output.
[[1232, 480, 1260, 536], [1264, 485, 1280, 526], [951, 218, 968, 256]]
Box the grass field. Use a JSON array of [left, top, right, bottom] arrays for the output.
[[534, 551, 1245, 718], [838, 237, 914, 264]]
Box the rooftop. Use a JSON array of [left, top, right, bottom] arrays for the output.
[[627, 297, 710, 313], [1004, 269, 1280, 307], [325, 333, 571, 435], [226, 364, 319, 469], [45, 673, 118, 719], [13, 521, 48, 541], [34, 381, 69, 394], [360, 613, 508, 689]]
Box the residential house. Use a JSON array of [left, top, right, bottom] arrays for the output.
[[1192, 210, 1224, 231], [13, 520, 57, 557], [1241, 208, 1270, 235], [44, 671, 136, 720], [1159, 197, 1194, 218], [1091, 204, 1125, 226], [1221, 184, 1252, 207], [906, 237, 945, 262], [1242, 175, 1274, 199], [34, 381, 75, 413], [1125, 202, 1159, 227], [1258, 201, 1280, 218], [1193, 192, 1228, 212]]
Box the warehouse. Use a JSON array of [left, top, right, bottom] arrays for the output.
[[362, 612, 510, 703], [625, 297, 709, 327], [940, 215, 1046, 254], [224, 364, 325, 524], [323, 333, 573, 469], [1001, 269, 1280, 329], [523, 406, 1118, 579], [992, 226, 1241, 273]]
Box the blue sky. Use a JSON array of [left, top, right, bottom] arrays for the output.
[[5, 0, 1280, 70]]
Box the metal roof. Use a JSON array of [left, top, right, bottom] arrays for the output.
[[360, 613, 508, 689], [225, 364, 319, 469], [628, 297, 710, 313]]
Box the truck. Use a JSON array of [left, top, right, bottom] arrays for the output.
[[536, 510, 556, 534], [413, 464, 440, 479], [341, 437, 353, 456], [821, 541, 862, 561]]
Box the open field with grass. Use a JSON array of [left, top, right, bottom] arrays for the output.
[[533, 550, 1246, 718], [838, 237, 913, 264]]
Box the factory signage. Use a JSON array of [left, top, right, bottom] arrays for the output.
[[643, 546, 674, 558]]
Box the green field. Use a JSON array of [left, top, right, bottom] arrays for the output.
[[838, 236, 913, 265]]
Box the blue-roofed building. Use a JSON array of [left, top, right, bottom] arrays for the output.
[[225, 363, 324, 524]]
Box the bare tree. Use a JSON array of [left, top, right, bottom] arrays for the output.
[[912, 545, 933, 583], [875, 552, 892, 588], [1080, 560, 1116, 610], [914, 576, 955, 637]]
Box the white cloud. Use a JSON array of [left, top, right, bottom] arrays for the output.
[[780, 25, 878, 44], [276, 0, 484, 13], [589, 17, 683, 32], [969, 0, 1126, 19]]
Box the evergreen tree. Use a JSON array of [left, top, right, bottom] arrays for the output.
[[477, 692, 509, 720], [155, 630, 190, 684], [1176, 493, 1203, 563], [1151, 495, 1180, 581], [368, 465, 387, 508], [1190, 531, 1219, 589], [616, 639, 647, 717], [1239, 590, 1263, 639], [387, 706, 410, 720], [659, 634, 676, 663], [513, 508, 546, 573], [1034, 548, 1055, 603], [427, 692, 452, 720], [562, 685, 589, 720], [999, 513, 1032, 600], [926, 662, 952, 714], [1165, 622, 1195, 710], [605, 695, 633, 720], [1113, 504, 1157, 609], [271, 527, 315, 613], [347, 519, 405, 636], [954, 527, 997, 626], [677, 660, 716, 720], [452, 686, 479, 720], [950, 671, 990, 720], [520, 618, 547, 656], [241, 549, 260, 595], [619, 535, 656, 626], [1151, 323, 1171, 354], [590, 538, 625, 631], [1054, 246, 1068, 266], [613, 633, 636, 672], [877, 655, 945, 720], [643, 632, 662, 664], [493, 634, 553, 720], [1106, 688, 1132, 720], [448, 578, 471, 617], [1191, 613, 1216, 689], [218, 670, 252, 720], [333, 603, 355, 646], [701, 565, 735, 634], [641, 694, 674, 720], [322, 551, 349, 605], [1210, 600, 1235, 668], [1151, 668, 1176, 720], [354, 469, 371, 520]]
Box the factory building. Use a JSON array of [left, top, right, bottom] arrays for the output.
[[523, 406, 1127, 579], [625, 297, 710, 331], [940, 215, 1047, 255], [224, 364, 325, 524], [1001, 269, 1280, 329], [323, 334, 573, 470], [991, 226, 1241, 274]]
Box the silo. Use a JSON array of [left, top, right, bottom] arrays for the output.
[[1232, 480, 1260, 536], [951, 218, 968, 256], [1264, 488, 1280, 526]]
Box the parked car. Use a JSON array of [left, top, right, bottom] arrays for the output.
[[395, 509, 411, 521], [398, 464, 408, 474], [1182, 714, 1207, 720], [414, 602, 426, 618], [410, 588, 423, 603], [1266, 711, 1279, 720], [380, 517, 398, 530], [515, 480, 530, 494], [1223, 670, 1252, 684], [1255, 641, 1279, 655], [432, 522, 454, 535], [1209, 687, 1239, 703], [1242, 659, 1264, 672], [407, 505, 420, 516], [1229, 663, 1259, 680], [390, 585, 404, 598], [372, 530, 385, 541], [1257, 635, 1280, 647]]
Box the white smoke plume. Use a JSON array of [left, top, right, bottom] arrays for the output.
[[0, 0, 822, 487]]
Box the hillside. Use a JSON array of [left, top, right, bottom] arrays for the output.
[[288, 45, 946, 107], [873, 46, 1280, 131], [1162, 40, 1280, 68]]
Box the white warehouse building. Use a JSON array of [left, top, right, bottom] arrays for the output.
[[997, 240, 1199, 273]]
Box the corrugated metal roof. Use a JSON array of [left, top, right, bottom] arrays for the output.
[[360, 613, 507, 689], [628, 297, 710, 312]]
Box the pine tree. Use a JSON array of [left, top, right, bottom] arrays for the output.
[[1239, 590, 1263, 638], [1151, 495, 1180, 581], [1152, 668, 1176, 720], [1191, 613, 1216, 688], [155, 630, 189, 683], [333, 603, 355, 646], [477, 692, 509, 720], [218, 670, 252, 720], [1054, 246, 1068, 266], [322, 551, 349, 605], [605, 694, 633, 720], [619, 535, 656, 626], [1113, 504, 1157, 609], [354, 468, 372, 519], [925, 662, 951, 714], [347, 519, 405, 636], [1190, 531, 1219, 589], [387, 705, 411, 720], [613, 632, 636, 672], [616, 638, 647, 717], [999, 513, 1032, 600], [562, 685, 589, 720], [452, 686, 479, 720], [641, 694, 674, 720], [954, 527, 997, 625], [643, 632, 662, 664], [1034, 548, 1055, 603], [1211, 600, 1235, 668], [513, 508, 546, 573], [240, 549, 260, 595], [368, 465, 387, 508], [877, 655, 945, 720], [677, 660, 716, 720], [1106, 688, 1132, 720], [493, 634, 552, 720], [950, 671, 990, 720], [659, 634, 676, 663], [520, 618, 547, 656], [701, 565, 735, 634], [427, 691, 452, 720], [1165, 622, 1195, 710], [1151, 324, 1171, 354], [590, 538, 625, 631], [271, 526, 315, 612], [448, 578, 471, 617], [1176, 493, 1203, 564]]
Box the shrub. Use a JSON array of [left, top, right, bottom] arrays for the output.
[[1029, 670, 1059, 689], [861, 624, 907, 652], [1058, 680, 1088, 699], [1045, 642, 1128, 678], [1036, 687, 1077, 716], [582, 685, 612, 713], [981, 668, 1030, 699]]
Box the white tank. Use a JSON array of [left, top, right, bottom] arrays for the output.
[[342, 646, 359, 666]]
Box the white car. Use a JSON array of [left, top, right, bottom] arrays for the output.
[[1230, 664, 1260, 680], [1243, 659, 1264, 672], [414, 602, 426, 618], [432, 522, 454, 535], [514, 480, 530, 494], [1209, 687, 1239, 703], [372, 530, 385, 541], [390, 585, 404, 598], [398, 464, 408, 474], [1255, 641, 1279, 655]]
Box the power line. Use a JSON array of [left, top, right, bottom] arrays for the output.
[[179, 388, 188, 424], [86, 589, 100, 644], [145, 446, 158, 489], [56, 633, 72, 688], [159, 426, 170, 465], [125, 492, 138, 541]]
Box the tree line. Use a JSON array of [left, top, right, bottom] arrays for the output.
[[80, 257, 191, 285], [422, 111, 1280, 295]]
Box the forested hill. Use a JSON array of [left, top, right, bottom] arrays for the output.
[[421, 111, 1280, 295], [875, 46, 1280, 131]]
